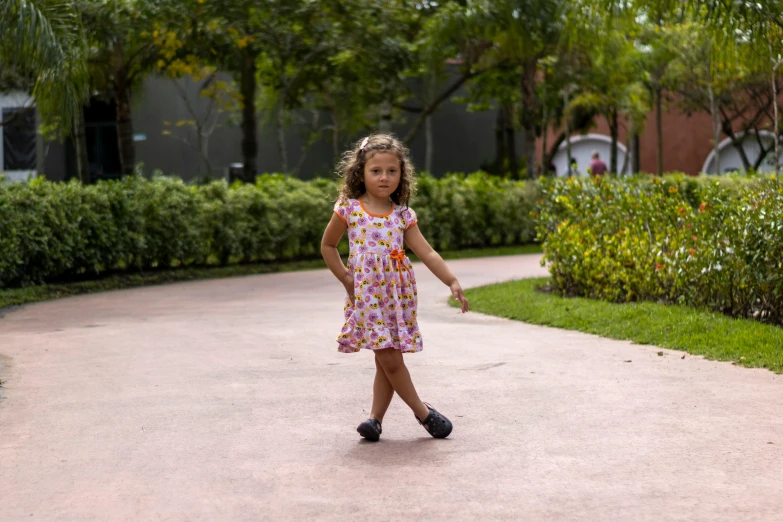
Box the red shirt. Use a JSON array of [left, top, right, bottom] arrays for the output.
[[590, 159, 608, 175]]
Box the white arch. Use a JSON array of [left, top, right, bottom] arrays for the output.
[[701, 130, 778, 174], [553, 133, 628, 176]]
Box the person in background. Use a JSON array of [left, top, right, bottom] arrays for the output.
[[589, 151, 608, 176]]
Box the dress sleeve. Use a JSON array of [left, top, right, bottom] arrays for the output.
[[334, 198, 350, 225], [400, 206, 418, 230]]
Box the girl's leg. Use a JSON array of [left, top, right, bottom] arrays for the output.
[[374, 348, 430, 421], [370, 354, 395, 422]]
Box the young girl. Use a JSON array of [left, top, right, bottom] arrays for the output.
[[321, 133, 470, 442]]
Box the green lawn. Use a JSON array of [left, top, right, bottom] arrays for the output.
[[0, 244, 541, 310], [456, 277, 783, 374]]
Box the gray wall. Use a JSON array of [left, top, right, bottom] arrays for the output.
[[43, 68, 525, 181]]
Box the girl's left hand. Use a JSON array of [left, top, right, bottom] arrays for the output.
[[450, 281, 469, 313]]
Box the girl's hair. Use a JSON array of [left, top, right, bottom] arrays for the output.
[[336, 133, 416, 207]]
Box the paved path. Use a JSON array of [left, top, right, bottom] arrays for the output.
[[1, 254, 781, 521]]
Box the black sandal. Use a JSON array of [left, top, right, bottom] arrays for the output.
[[415, 403, 453, 438], [357, 418, 382, 442]]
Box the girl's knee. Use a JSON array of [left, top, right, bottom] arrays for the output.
[[375, 349, 403, 374]]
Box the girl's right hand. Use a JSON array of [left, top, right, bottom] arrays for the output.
[[342, 273, 355, 303]]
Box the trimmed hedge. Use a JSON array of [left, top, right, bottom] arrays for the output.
[[0, 172, 538, 288], [536, 173, 783, 325]]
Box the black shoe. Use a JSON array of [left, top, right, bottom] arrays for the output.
[[415, 403, 453, 438], [357, 418, 382, 442]]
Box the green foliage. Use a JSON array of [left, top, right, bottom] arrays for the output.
[[537, 173, 783, 326], [0, 0, 89, 132], [413, 172, 540, 251], [0, 172, 539, 288]]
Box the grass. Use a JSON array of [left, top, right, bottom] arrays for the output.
[[0, 244, 541, 310], [455, 277, 783, 374]]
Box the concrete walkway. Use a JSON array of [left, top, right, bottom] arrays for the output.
[[1, 254, 781, 521]]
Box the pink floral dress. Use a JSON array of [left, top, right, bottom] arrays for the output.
[[334, 198, 422, 353]]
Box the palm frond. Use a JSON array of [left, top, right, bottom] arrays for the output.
[[0, 0, 88, 133]]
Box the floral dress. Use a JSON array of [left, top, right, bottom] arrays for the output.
[[334, 198, 422, 353]]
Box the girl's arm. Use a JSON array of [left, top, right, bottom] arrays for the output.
[[321, 214, 355, 299], [404, 224, 469, 313]]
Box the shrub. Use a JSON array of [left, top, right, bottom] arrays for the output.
[[0, 172, 538, 288], [537, 173, 783, 325]]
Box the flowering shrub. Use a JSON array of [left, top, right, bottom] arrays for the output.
[[0, 172, 538, 288], [536, 173, 783, 324]]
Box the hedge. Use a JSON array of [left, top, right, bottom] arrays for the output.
[[536, 173, 783, 325], [0, 172, 539, 288]]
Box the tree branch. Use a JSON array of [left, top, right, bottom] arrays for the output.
[[402, 70, 477, 144], [395, 104, 424, 113]]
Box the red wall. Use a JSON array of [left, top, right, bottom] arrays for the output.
[[538, 101, 775, 175]]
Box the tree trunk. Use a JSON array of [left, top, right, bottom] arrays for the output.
[[609, 109, 619, 174], [379, 99, 392, 132], [632, 134, 641, 174], [623, 114, 634, 176], [655, 85, 663, 176], [495, 108, 506, 176], [722, 123, 753, 170], [114, 71, 135, 177], [522, 126, 536, 179], [708, 82, 721, 175], [402, 71, 475, 145], [730, 138, 752, 171], [753, 147, 772, 170], [564, 90, 572, 176], [74, 109, 90, 184], [277, 97, 288, 173], [199, 129, 211, 178], [541, 108, 548, 176], [773, 67, 780, 179], [240, 52, 258, 182], [771, 29, 781, 179], [331, 113, 340, 163], [622, 122, 632, 176], [425, 114, 433, 173], [546, 131, 566, 174], [506, 127, 518, 178], [504, 105, 518, 178], [521, 59, 538, 179]]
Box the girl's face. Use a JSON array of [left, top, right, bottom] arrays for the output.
[[362, 152, 401, 200]]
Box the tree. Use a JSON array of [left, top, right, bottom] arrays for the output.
[[459, 0, 584, 178], [1, 0, 89, 134], [161, 69, 237, 178], [254, 0, 413, 173], [252, 2, 338, 173], [77, 0, 163, 177], [153, 0, 271, 181], [536, 51, 601, 176], [567, 19, 648, 174], [638, 11, 690, 175], [399, 1, 489, 148], [635, 0, 783, 176], [281, 1, 416, 164], [668, 24, 778, 173], [487, 0, 563, 178], [155, 0, 381, 178]]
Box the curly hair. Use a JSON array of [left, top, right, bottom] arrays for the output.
[[336, 133, 416, 207]]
